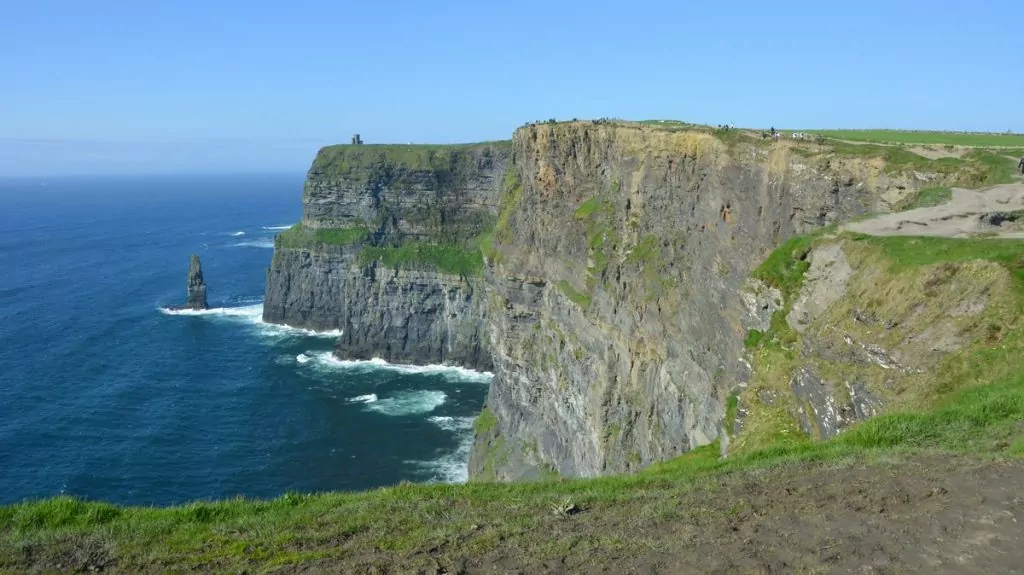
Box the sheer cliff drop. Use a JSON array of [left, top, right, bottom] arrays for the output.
[[186, 254, 208, 310], [262, 142, 511, 368]]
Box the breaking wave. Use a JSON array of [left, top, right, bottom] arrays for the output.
[[262, 225, 293, 230], [406, 415, 479, 483], [306, 352, 492, 382], [159, 304, 342, 338], [231, 239, 274, 249], [231, 231, 246, 237], [365, 390, 447, 416], [348, 393, 378, 404]]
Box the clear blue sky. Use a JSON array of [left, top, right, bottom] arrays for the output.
[[2, 0, 1021, 176]]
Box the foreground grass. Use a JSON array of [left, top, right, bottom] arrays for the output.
[[813, 129, 1024, 147], [3, 368, 1022, 571]]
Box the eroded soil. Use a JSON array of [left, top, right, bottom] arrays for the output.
[[843, 183, 1024, 238], [291, 456, 1024, 574]]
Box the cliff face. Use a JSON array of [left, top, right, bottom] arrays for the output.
[[263, 142, 511, 368], [469, 122, 947, 480]]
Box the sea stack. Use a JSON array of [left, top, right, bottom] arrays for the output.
[[186, 254, 208, 310]]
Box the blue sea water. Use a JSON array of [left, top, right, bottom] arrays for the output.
[[0, 174, 489, 507]]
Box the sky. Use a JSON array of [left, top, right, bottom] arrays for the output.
[[1, 0, 1021, 176]]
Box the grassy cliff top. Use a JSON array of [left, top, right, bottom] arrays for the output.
[[310, 141, 512, 176], [520, 119, 1024, 148], [514, 120, 1021, 189], [805, 129, 1024, 147]]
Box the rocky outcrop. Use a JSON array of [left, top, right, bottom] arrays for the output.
[[730, 237, 1015, 448], [263, 142, 511, 368], [187, 254, 207, 310], [468, 122, 948, 480]]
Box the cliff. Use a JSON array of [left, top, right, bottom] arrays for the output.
[[263, 142, 511, 368], [261, 120, 1015, 481], [468, 121, 1004, 480]]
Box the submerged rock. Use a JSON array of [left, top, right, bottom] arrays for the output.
[[186, 254, 208, 310]]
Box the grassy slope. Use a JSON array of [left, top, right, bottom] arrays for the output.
[[811, 129, 1024, 147], [5, 234, 1024, 572]]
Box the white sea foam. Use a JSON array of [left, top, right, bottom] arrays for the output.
[[159, 304, 342, 338], [427, 415, 475, 432], [231, 239, 275, 249], [365, 390, 447, 416], [159, 304, 264, 318], [348, 393, 378, 404], [231, 231, 246, 237], [410, 415, 479, 483], [310, 352, 492, 382], [296, 353, 312, 364], [262, 225, 293, 230]]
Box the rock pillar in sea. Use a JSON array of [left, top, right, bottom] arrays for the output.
[[187, 254, 208, 310]]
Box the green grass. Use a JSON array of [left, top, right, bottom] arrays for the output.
[[276, 223, 368, 248], [493, 168, 523, 244], [358, 242, 484, 277], [312, 141, 512, 177], [744, 329, 765, 348], [574, 197, 611, 219], [752, 233, 821, 303], [900, 186, 952, 210], [474, 408, 498, 435], [555, 280, 592, 308], [849, 234, 1024, 285], [811, 130, 1024, 147]]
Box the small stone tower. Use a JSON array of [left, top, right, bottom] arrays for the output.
[[351, 134, 363, 145], [186, 254, 208, 310]]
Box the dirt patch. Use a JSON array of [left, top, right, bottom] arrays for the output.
[[279, 455, 1024, 574], [843, 183, 1024, 238], [909, 145, 968, 160]]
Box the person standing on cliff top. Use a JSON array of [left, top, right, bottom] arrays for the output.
[[1018, 155, 1024, 174]]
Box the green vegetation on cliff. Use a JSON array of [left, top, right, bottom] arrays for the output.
[[899, 186, 952, 210], [311, 141, 511, 178], [275, 223, 368, 248], [739, 229, 1024, 452], [358, 242, 484, 277]]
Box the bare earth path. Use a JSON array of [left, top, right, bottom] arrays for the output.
[[283, 456, 1024, 575], [842, 183, 1024, 238]]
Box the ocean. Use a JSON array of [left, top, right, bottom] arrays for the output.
[[0, 174, 490, 507]]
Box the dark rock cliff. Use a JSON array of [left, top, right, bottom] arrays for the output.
[[263, 142, 511, 369], [187, 254, 207, 310], [468, 122, 945, 480]]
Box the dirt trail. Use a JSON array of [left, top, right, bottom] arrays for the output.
[[286, 456, 1024, 575], [843, 183, 1024, 238]]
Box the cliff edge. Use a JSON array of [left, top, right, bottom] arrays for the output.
[[263, 142, 511, 368]]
